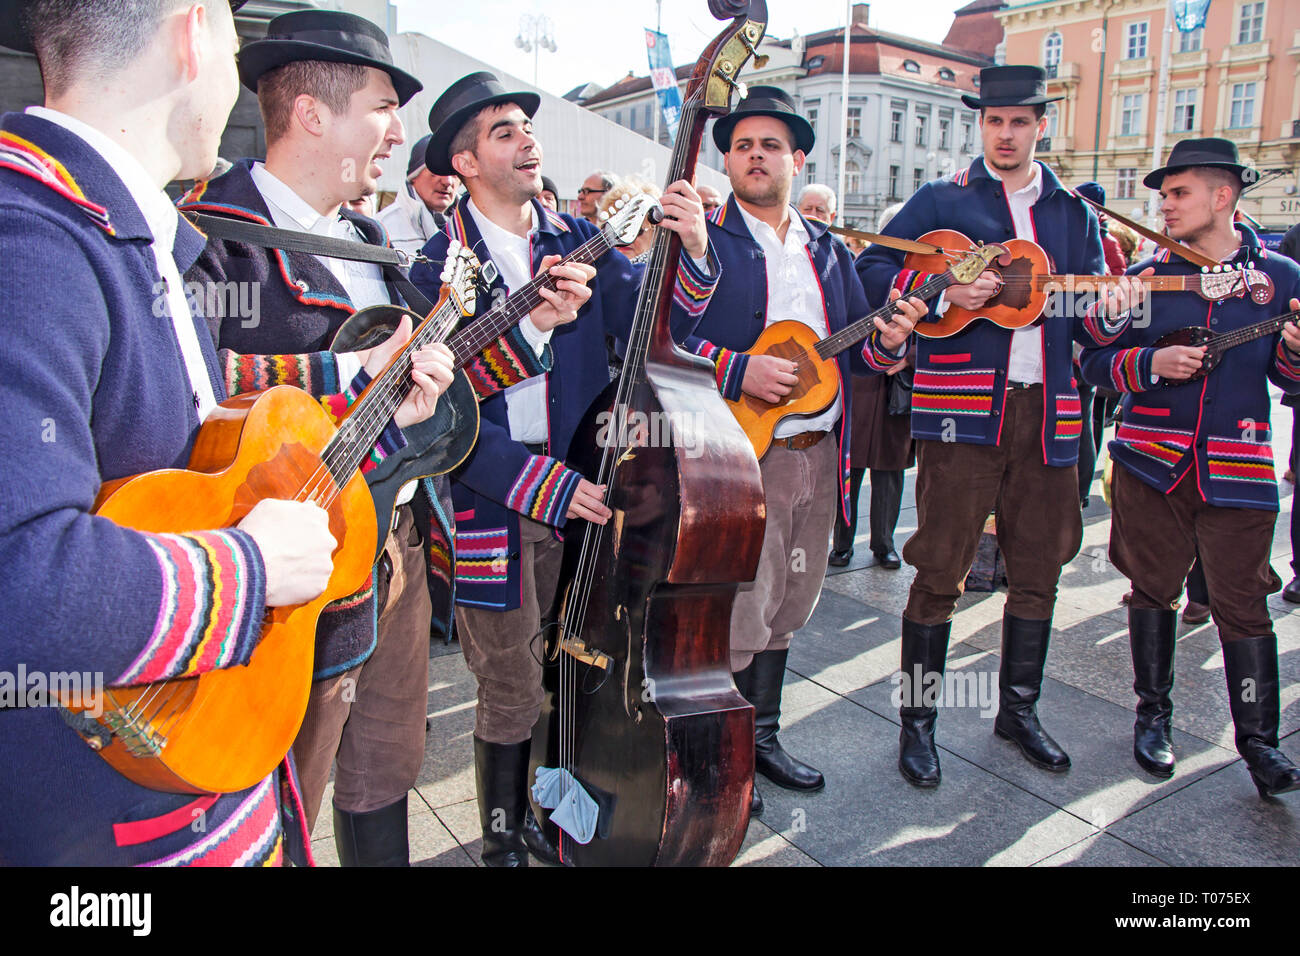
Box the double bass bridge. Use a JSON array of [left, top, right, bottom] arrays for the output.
[[558, 636, 613, 673]]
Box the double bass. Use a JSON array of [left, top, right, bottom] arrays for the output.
[[531, 0, 769, 866]]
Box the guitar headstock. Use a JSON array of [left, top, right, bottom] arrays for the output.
[[439, 240, 480, 316], [598, 193, 663, 248], [949, 243, 1009, 284], [687, 1, 769, 114], [1196, 263, 1275, 305]]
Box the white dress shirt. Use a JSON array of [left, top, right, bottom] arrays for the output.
[[985, 161, 1044, 384], [466, 198, 554, 444], [736, 203, 842, 436], [27, 107, 220, 421]]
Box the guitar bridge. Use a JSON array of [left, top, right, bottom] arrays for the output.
[[102, 709, 167, 758], [559, 637, 613, 673]]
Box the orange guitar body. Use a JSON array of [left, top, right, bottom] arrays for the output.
[[72, 386, 378, 795], [907, 229, 1049, 338], [723, 320, 841, 460]]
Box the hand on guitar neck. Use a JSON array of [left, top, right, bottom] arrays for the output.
[[355, 313, 457, 428], [1152, 296, 1300, 381], [526, 255, 597, 332]]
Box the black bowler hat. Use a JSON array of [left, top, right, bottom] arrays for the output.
[[237, 10, 422, 106], [425, 71, 541, 176], [0, 0, 249, 53], [1143, 137, 1258, 190], [961, 65, 1062, 110], [712, 85, 814, 154]]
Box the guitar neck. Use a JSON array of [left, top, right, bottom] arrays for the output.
[[446, 230, 615, 367], [1037, 274, 1197, 292], [817, 270, 957, 359], [1206, 309, 1300, 354]]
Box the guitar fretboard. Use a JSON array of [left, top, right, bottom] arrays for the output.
[[816, 270, 957, 359]]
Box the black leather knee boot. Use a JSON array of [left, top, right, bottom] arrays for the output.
[[1129, 607, 1177, 778], [333, 795, 410, 867], [994, 614, 1071, 771], [1222, 636, 1300, 798], [746, 649, 824, 791], [474, 736, 562, 866], [899, 618, 951, 788], [732, 661, 763, 817]]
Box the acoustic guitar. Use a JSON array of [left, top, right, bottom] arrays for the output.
[[905, 229, 1275, 339], [332, 193, 663, 555], [726, 243, 1006, 460], [59, 252, 480, 795]]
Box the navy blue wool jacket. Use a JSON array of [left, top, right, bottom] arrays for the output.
[[857, 157, 1122, 467], [678, 196, 873, 520], [1080, 224, 1300, 510], [0, 112, 312, 865], [411, 195, 719, 610]]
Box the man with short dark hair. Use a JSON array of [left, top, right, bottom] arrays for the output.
[[1081, 138, 1300, 797], [860, 65, 1144, 789], [680, 87, 927, 814], [410, 70, 718, 865]]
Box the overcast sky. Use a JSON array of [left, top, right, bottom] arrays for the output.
[[393, 0, 972, 98]]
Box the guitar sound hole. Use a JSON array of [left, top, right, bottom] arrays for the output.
[[991, 255, 1035, 310]]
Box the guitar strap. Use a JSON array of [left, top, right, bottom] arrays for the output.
[[828, 224, 946, 256], [185, 212, 436, 316], [1074, 196, 1219, 269]]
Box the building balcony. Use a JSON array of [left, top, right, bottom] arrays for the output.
[[1218, 125, 1260, 142], [1045, 61, 1080, 85], [1291, 119, 1300, 139], [1037, 135, 1072, 153], [1115, 56, 1153, 77], [1220, 40, 1270, 65], [1169, 49, 1208, 71], [843, 193, 872, 207]]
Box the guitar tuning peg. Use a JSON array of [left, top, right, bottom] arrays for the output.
[[598, 211, 609, 222]]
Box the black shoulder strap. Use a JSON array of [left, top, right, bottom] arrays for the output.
[[185, 211, 436, 315]]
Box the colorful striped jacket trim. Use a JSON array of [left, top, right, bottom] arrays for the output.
[[1053, 391, 1083, 441], [505, 455, 585, 525], [453, 529, 510, 589], [316, 366, 406, 474], [141, 773, 284, 867], [1206, 434, 1275, 484], [1275, 339, 1300, 382], [910, 368, 998, 417], [116, 529, 266, 686], [687, 337, 748, 401], [1114, 422, 1195, 468], [464, 324, 549, 398], [1107, 347, 1158, 392], [0, 131, 115, 235], [224, 351, 342, 398]]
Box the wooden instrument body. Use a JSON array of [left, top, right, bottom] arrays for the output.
[[906, 229, 1049, 338], [723, 320, 841, 460], [1152, 325, 1221, 383], [536, 361, 765, 866], [77, 386, 377, 794]]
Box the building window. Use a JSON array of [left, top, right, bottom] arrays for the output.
[[961, 119, 973, 152], [1237, 2, 1264, 44], [888, 164, 900, 200], [805, 161, 816, 183], [913, 168, 925, 192], [807, 105, 818, 137], [844, 160, 861, 194], [1126, 21, 1148, 59], [1120, 93, 1143, 135], [1117, 168, 1137, 199], [1043, 32, 1062, 74], [847, 106, 862, 139], [915, 113, 928, 147], [1173, 88, 1197, 132], [1044, 103, 1059, 139], [1179, 27, 1202, 52], [939, 117, 951, 150], [939, 67, 955, 81], [1229, 81, 1256, 128], [890, 109, 904, 143], [903, 59, 921, 73]]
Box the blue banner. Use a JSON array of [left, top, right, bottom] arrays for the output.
[[1173, 0, 1211, 32], [645, 29, 681, 145]]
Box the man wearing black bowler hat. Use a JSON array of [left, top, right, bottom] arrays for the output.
[[678, 87, 929, 815], [859, 65, 1146, 788], [1080, 138, 1300, 797], [410, 69, 719, 866], [180, 12, 594, 866]]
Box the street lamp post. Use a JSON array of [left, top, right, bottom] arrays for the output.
[[515, 14, 558, 88]]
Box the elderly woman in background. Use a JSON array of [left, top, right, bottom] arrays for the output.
[[829, 199, 914, 570], [598, 175, 663, 265]]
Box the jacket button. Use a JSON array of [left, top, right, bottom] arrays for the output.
[[509, 551, 520, 561], [295, 279, 309, 292], [991, 408, 999, 417], [1169, 471, 1177, 479], [755, 310, 764, 321]]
